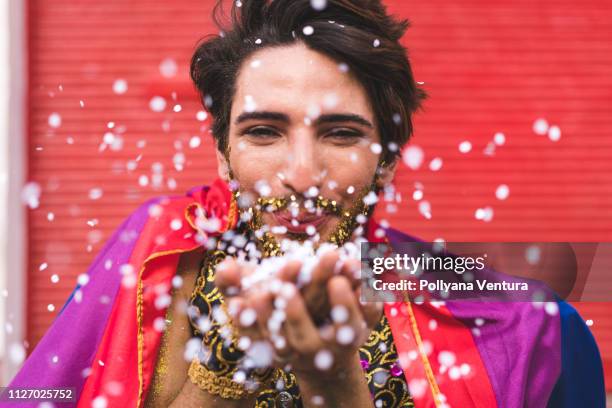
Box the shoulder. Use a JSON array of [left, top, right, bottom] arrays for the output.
[[547, 300, 606, 406]]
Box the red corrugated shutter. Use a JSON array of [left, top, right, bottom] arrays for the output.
[[27, 0, 612, 389]]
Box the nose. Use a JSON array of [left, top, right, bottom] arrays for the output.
[[281, 129, 323, 196]]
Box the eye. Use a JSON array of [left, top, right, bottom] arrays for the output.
[[242, 126, 281, 139], [324, 128, 365, 141]]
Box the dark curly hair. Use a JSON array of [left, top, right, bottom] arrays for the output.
[[190, 0, 426, 164]]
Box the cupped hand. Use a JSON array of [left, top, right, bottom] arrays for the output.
[[214, 250, 382, 377]]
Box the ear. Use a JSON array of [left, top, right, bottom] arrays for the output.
[[376, 159, 398, 189], [216, 149, 231, 182]]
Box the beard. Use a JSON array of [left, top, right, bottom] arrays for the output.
[[229, 181, 378, 258]]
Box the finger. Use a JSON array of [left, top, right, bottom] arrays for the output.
[[215, 258, 242, 296], [328, 276, 366, 347], [225, 297, 259, 350], [277, 259, 302, 284], [354, 286, 383, 330], [230, 296, 267, 345], [338, 258, 362, 290], [281, 283, 320, 355], [250, 289, 275, 335], [302, 250, 339, 324]]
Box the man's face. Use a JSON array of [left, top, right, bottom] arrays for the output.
[[217, 42, 395, 242]]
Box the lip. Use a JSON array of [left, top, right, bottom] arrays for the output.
[[272, 212, 330, 234]]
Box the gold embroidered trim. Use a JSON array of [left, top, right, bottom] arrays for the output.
[[224, 193, 238, 232], [136, 245, 204, 408], [188, 358, 250, 400], [405, 300, 442, 407]]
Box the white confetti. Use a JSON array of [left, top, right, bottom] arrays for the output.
[[370, 143, 382, 154], [331, 305, 349, 323], [48, 113, 62, 128], [449, 366, 461, 380], [458, 141, 472, 153], [21, 182, 41, 209], [363, 191, 379, 206], [306, 186, 319, 197], [246, 341, 274, 367], [155, 294, 172, 310], [373, 39, 381, 47], [172, 275, 183, 289], [429, 157, 443, 171], [170, 219, 183, 231], [240, 308, 257, 327], [545, 302, 559, 316], [548, 125, 561, 142], [103, 132, 115, 145], [525, 245, 542, 265], [9, 343, 26, 365], [92, 396, 108, 408], [438, 351, 456, 367], [418, 200, 432, 220], [112, 79, 128, 94], [533, 118, 549, 135], [159, 58, 178, 78], [189, 136, 201, 149], [494, 132, 506, 146], [77, 273, 90, 286], [407, 379, 428, 398], [495, 184, 510, 200], [173, 152, 186, 171], [196, 110, 208, 121], [47, 304, 55, 312], [336, 326, 355, 345], [314, 349, 334, 370], [149, 96, 167, 112], [244, 95, 257, 112], [89, 188, 103, 200], [303, 25, 314, 36], [323, 93, 338, 108], [310, 0, 327, 10], [50, 274, 59, 283], [402, 145, 424, 170], [474, 206, 494, 222]]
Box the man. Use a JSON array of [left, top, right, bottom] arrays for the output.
[[9, 0, 605, 407]]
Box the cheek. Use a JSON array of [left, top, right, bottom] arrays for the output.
[[322, 147, 379, 193], [228, 141, 286, 189]]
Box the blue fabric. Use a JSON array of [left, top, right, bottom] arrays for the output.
[[547, 300, 605, 407]]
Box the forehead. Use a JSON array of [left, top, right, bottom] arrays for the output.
[[231, 42, 373, 118]]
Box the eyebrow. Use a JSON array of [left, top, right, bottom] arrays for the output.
[[235, 111, 289, 124], [316, 113, 373, 128], [234, 111, 374, 128]]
